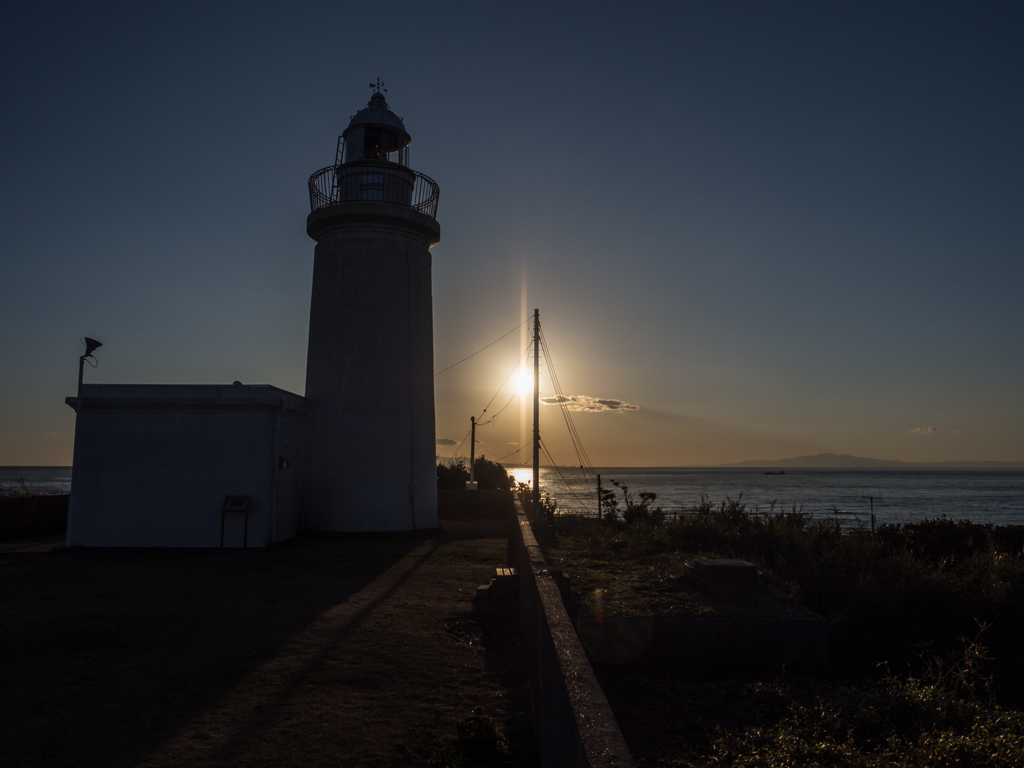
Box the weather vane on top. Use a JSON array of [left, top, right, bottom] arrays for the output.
[[370, 77, 387, 94]]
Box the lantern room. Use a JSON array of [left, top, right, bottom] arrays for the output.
[[306, 85, 439, 217], [341, 91, 411, 166]]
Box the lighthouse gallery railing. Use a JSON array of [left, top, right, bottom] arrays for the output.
[[308, 162, 440, 220]]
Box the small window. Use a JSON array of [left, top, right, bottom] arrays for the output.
[[362, 128, 385, 160]]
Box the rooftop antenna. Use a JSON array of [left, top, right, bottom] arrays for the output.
[[368, 78, 391, 162], [79, 337, 102, 390]]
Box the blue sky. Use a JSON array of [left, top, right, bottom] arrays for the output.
[[1, 1, 1021, 466]]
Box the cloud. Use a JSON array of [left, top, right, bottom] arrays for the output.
[[507, 441, 519, 445], [540, 394, 639, 412], [436, 437, 458, 446], [910, 427, 940, 435]]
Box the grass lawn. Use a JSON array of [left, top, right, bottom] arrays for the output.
[[540, 510, 1024, 767], [549, 531, 816, 621], [1, 520, 536, 767]]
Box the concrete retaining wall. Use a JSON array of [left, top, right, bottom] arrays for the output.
[[509, 500, 634, 768], [438, 489, 515, 520]]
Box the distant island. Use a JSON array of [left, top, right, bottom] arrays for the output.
[[719, 453, 1024, 469]]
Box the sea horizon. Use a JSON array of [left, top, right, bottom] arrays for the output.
[[6, 464, 1023, 529], [506, 465, 1024, 529]]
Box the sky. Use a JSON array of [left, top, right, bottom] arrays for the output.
[[1, 1, 1022, 467]]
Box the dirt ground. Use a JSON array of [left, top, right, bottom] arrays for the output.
[[0, 519, 537, 767]]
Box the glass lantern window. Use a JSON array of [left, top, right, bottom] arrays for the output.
[[345, 127, 409, 165]]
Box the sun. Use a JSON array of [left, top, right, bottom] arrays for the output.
[[514, 369, 532, 396]]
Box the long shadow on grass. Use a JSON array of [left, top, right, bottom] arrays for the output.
[[180, 534, 449, 766], [0, 531, 433, 767], [473, 595, 541, 767]]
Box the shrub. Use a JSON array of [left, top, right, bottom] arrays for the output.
[[471, 457, 513, 491], [0, 485, 69, 540], [436, 457, 513, 491], [436, 458, 470, 490], [603, 480, 665, 526], [553, 502, 1024, 698], [877, 517, 1005, 562]]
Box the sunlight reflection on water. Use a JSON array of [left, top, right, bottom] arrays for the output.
[[507, 468, 534, 488]]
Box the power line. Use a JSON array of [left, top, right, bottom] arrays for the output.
[[442, 342, 532, 466], [539, 327, 597, 476], [495, 444, 526, 462], [445, 426, 473, 461], [483, 387, 518, 423], [476, 342, 533, 422], [434, 320, 527, 377], [541, 438, 593, 509], [540, 438, 595, 513], [540, 327, 590, 469]]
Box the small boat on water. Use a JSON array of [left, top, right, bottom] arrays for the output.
[[765, 470, 786, 475]]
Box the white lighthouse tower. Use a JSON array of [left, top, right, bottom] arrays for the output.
[[302, 85, 441, 532]]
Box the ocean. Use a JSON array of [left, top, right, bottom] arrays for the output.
[[507, 466, 1024, 528], [0, 467, 72, 495], [5, 465, 1023, 528]]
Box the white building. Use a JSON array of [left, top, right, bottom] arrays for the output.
[[302, 90, 441, 533], [65, 89, 441, 546], [66, 385, 305, 547]]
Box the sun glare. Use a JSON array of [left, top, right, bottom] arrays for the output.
[[508, 468, 533, 487], [515, 369, 532, 396]]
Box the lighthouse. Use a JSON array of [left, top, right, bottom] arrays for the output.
[[302, 86, 441, 532]]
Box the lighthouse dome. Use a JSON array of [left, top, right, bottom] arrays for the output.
[[342, 92, 412, 166]]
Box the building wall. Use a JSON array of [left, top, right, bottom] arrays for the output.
[[66, 385, 305, 548], [303, 203, 440, 532], [273, 407, 305, 542]]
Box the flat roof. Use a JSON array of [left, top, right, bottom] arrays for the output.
[[66, 384, 306, 417]]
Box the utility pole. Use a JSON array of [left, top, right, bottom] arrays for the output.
[[597, 473, 602, 522], [469, 416, 476, 487], [532, 308, 541, 519]]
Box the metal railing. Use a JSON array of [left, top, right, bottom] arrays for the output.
[[308, 161, 440, 219]]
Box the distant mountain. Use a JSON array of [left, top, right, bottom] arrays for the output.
[[720, 453, 1024, 469]]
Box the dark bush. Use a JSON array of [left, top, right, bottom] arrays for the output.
[[437, 456, 513, 491], [471, 457, 513, 491], [877, 517, 997, 562], [437, 458, 470, 490], [555, 504, 1024, 701], [602, 480, 665, 525], [0, 493, 69, 540]]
